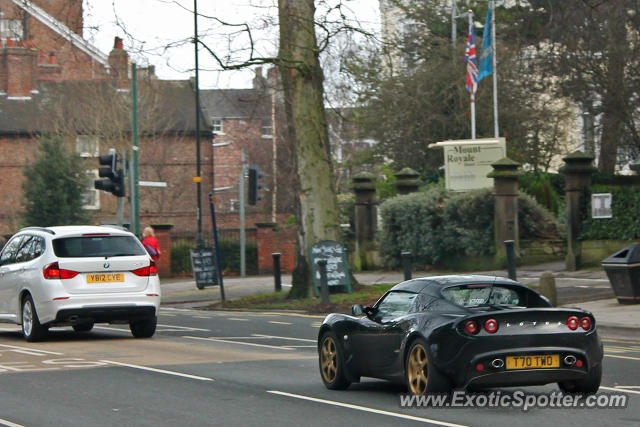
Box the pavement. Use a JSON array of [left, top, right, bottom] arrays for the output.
[[159, 261, 640, 340]]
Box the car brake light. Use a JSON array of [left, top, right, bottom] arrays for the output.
[[567, 316, 579, 330], [484, 318, 499, 333], [465, 320, 479, 335], [132, 261, 157, 277], [580, 316, 591, 330], [43, 262, 79, 279]]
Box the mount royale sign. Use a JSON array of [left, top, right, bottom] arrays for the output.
[[429, 138, 507, 191]]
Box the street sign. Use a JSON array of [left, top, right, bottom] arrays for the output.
[[310, 240, 351, 295], [429, 138, 507, 191], [592, 193, 613, 219], [190, 247, 218, 289], [139, 181, 167, 187]]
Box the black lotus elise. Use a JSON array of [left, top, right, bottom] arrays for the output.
[[317, 275, 603, 395]]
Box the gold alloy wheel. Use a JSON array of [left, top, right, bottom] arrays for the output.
[[408, 343, 429, 395], [320, 336, 338, 384]]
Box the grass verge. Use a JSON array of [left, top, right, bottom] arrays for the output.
[[207, 284, 394, 314]]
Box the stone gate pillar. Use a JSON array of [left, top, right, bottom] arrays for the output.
[[394, 167, 421, 195], [488, 158, 520, 263], [560, 151, 595, 271], [352, 172, 377, 244]]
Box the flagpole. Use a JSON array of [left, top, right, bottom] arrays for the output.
[[491, 0, 499, 138], [469, 12, 476, 140]]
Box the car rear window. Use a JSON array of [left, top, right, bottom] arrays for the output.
[[441, 284, 521, 307], [52, 236, 147, 258]]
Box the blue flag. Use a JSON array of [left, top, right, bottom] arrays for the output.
[[478, 6, 492, 82]]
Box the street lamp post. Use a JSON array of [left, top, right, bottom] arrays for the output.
[[194, 0, 204, 248]]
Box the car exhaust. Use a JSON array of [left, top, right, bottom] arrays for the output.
[[564, 355, 576, 366], [491, 358, 504, 369]]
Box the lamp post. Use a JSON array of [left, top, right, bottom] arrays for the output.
[[193, 0, 204, 248]]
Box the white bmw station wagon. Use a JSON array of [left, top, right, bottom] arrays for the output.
[[0, 225, 161, 341]]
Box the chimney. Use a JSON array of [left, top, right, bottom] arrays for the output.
[[108, 37, 131, 90], [1, 42, 38, 98], [37, 50, 62, 82], [253, 66, 266, 90]]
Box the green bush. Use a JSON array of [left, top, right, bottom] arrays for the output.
[[579, 185, 640, 240], [170, 239, 258, 276], [519, 172, 563, 214], [379, 188, 562, 268]]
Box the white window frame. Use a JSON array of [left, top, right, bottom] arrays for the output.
[[212, 118, 224, 135], [82, 169, 101, 210], [75, 135, 100, 158]]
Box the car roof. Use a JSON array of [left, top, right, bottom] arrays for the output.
[[391, 275, 522, 293], [17, 225, 132, 237]]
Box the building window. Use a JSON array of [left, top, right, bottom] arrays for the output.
[[82, 170, 100, 210], [212, 119, 223, 134], [261, 118, 273, 138], [0, 19, 23, 41], [75, 135, 100, 158]]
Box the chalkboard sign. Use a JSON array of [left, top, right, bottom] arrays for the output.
[[190, 247, 217, 289], [310, 240, 351, 295]]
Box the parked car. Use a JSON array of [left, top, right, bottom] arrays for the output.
[[318, 275, 603, 395], [0, 225, 161, 341]]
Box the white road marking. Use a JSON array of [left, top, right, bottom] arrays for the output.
[[605, 354, 640, 361], [252, 334, 316, 343], [157, 324, 210, 332], [267, 391, 468, 427], [0, 344, 63, 356], [286, 345, 317, 348], [268, 321, 292, 325], [0, 418, 26, 427], [100, 360, 213, 382], [228, 318, 249, 321], [183, 336, 295, 351], [615, 386, 640, 389], [94, 326, 130, 333], [600, 386, 640, 395]]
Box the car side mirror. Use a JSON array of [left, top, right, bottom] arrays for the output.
[[351, 304, 364, 316]]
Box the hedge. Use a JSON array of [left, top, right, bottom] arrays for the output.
[[579, 184, 640, 240], [379, 188, 561, 268], [170, 239, 258, 275]]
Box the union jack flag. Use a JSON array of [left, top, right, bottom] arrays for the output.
[[465, 23, 479, 94]]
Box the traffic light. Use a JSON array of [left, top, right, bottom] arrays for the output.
[[248, 165, 264, 205], [94, 151, 126, 197]]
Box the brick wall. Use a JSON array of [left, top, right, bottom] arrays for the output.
[[256, 223, 296, 274]]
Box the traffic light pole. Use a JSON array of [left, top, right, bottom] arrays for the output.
[[132, 63, 140, 237], [239, 152, 246, 277], [117, 152, 126, 226]]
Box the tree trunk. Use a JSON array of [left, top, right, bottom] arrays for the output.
[[598, 6, 627, 173], [278, 0, 340, 297]]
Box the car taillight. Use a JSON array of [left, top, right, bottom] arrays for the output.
[[465, 320, 479, 335], [132, 261, 157, 277], [43, 262, 79, 280], [580, 316, 592, 330], [484, 318, 499, 333], [567, 316, 579, 330]]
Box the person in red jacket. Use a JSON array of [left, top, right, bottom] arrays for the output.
[[141, 226, 161, 261]]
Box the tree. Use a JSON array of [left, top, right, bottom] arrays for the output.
[[529, 0, 640, 172], [278, 0, 341, 297], [22, 136, 91, 227]]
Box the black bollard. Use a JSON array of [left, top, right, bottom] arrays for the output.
[[504, 240, 517, 281], [317, 259, 330, 305], [272, 253, 282, 292], [401, 251, 413, 281]]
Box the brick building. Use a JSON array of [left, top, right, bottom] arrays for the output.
[[0, 0, 297, 272]]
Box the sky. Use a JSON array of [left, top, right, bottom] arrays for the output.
[[83, 0, 380, 89]]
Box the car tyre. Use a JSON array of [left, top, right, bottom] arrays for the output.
[[130, 316, 157, 338], [73, 322, 94, 333], [319, 331, 351, 390], [22, 295, 47, 342], [558, 364, 601, 394], [405, 338, 451, 395]]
